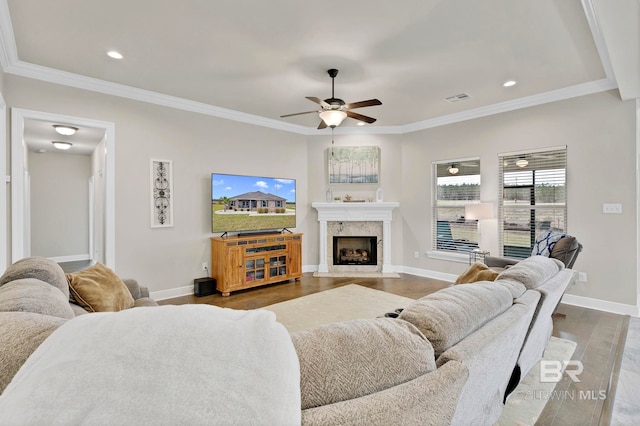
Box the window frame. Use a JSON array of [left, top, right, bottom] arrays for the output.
[[432, 157, 482, 254], [498, 146, 567, 259]]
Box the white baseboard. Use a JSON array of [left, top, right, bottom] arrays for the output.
[[149, 265, 639, 317], [48, 254, 91, 263], [397, 265, 457, 282], [152, 265, 317, 301], [561, 294, 639, 317], [151, 285, 194, 301]]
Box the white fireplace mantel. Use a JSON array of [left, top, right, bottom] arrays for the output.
[[312, 202, 399, 274]]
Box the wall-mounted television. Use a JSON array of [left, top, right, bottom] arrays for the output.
[[211, 173, 296, 234]]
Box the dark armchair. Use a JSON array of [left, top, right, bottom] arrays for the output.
[[485, 235, 583, 270]]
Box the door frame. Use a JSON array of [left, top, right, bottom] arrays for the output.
[[10, 108, 116, 267]]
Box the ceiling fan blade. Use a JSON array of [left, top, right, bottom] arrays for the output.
[[306, 96, 331, 108], [317, 120, 327, 130], [346, 111, 377, 124], [280, 110, 318, 118], [345, 99, 382, 110]]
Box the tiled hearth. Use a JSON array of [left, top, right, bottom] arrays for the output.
[[311, 202, 399, 277]]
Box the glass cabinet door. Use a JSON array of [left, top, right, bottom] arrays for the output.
[[246, 258, 265, 282], [269, 255, 287, 277]]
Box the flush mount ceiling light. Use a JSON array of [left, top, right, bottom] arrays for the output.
[[53, 125, 78, 136], [503, 80, 517, 87], [52, 141, 73, 150], [448, 164, 459, 175], [319, 110, 347, 128], [107, 50, 123, 59], [516, 157, 529, 167]]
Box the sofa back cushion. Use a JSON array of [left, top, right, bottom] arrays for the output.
[[0, 311, 67, 394], [291, 318, 436, 410], [0, 257, 69, 299], [495, 279, 527, 299], [496, 255, 563, 289], [398, 282, 513, 357], [0, 279, 75, 319]]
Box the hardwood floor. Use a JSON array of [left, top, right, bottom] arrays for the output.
[[159, 273, 452, 310], [160, 273, 626, 425]]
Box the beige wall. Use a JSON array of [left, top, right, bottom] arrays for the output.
[[3, 74, 638, 308], [28, 151, 91, 258], [4, 75, 308, 294], [304, 133, 405, 266], [401, 90, 637, 305]]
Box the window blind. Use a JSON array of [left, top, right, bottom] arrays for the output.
[[498, 147, 567, 258], [432, 158, 481, 253]]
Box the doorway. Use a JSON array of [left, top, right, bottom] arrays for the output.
[[11, 108, 115, 267]]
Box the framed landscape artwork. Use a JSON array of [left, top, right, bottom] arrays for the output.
[[328, 146, 380, 184]]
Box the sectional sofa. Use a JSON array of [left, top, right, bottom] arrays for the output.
[[294, 256, 576, 424], [0, 255, 575, 425]]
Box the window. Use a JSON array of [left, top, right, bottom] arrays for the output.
[[432, 158, 481, 252], [498, 147, 567, 259]]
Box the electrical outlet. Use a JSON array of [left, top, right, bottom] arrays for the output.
[[202, 262, 208, 271], [578, 272, 587, 282], [414, 251, 420, 259]]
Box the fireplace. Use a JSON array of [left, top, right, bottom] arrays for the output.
[[333, 236, 377, 266], [312, 201, 399, 277]]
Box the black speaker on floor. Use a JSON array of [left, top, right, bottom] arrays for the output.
[[194, 277, 216, 297]]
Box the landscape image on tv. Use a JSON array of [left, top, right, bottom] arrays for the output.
[[211, 173, 296, 233]]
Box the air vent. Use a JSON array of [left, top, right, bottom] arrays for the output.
[[444, 93, 472, 103]]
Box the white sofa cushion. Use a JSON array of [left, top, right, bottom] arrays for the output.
[[496, 255, 563, 289], [292, 317, 436, 410], [399, 282, 513, 357]]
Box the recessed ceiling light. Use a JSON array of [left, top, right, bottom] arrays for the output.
[[53, 125, 78, 136], [357, 121, 365, 126], [503, 80, 517, 87], [52, 141, 73, 150], [107, 50, 123, 59]]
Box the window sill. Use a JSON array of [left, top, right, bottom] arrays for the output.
[[426, 251, 469, 264]]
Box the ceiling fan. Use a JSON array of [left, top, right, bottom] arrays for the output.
[[280, 69, 382, 129]]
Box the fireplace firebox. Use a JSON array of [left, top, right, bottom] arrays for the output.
[[333, 236, 377, 266]]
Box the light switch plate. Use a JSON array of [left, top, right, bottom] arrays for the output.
[[602, 203, 622, 214]]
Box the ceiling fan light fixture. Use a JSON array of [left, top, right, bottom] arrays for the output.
[[448, 164, 459, 175], [319, 110, 347, 128], [53, 125, 78, 136], [52, 141, 73, 150], [516, 158, 529, 168]]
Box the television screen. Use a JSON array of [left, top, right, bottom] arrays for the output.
[[211, 173, 296, 233]]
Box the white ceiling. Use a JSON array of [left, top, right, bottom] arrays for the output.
[[1, 0, 638, 134], [24, 118, 105, 155]]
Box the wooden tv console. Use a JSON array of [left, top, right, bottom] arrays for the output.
[[210, 233, 302, 296]]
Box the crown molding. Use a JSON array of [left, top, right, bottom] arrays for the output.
[[6, 59, 314, 135], [399, 78, 618, 134], [0, 0, 620, 137], [0, 0, 16, 71], [581, 0, 616, 80]]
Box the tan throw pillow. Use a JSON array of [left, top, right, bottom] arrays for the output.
[[66, 263, 135, 312], [455, 262, 499, 284]]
